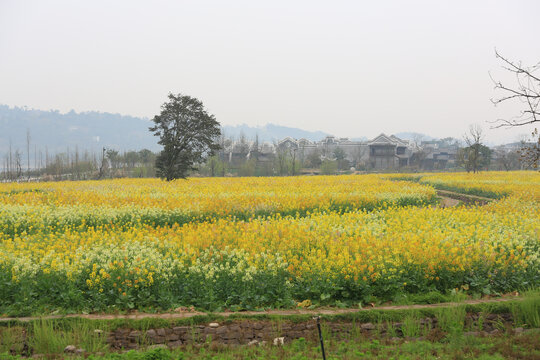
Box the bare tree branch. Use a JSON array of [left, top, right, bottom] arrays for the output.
[[495, 49, 540, 83], [490, 50, 540, 128]]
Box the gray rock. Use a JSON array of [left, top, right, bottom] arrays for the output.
[[224, 331, 241, 340], [63, 345, 77, 353], [153, 336, 166, 344], [361, 323, 376, 331], [166, 333, 180, 341], [216, 326, 228, 335], [168, 340, 183, 348], [288, 331, 303, 339], [248, 340, 259, 346], [203, 327, 216, 335], [209, 322, 220, 328], [173, 326, 189, 334]]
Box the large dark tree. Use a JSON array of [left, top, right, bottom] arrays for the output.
[[150, 93, 221, 180]]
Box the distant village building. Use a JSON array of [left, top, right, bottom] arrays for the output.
[[274, 133, 421, 170], [222, 133, 439, 172], [419, 140, 459, 170], [367, 134, 410, 169]]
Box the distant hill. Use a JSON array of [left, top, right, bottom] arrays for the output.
[[0, 105, 157, 154], [0, 105, 331, 154], [222, 123, 329, 143], [394, 132, 436, 142]]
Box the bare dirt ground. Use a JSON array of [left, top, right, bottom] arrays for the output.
[[436, 189, 494, 205], [0, 296, 521, 323], [438, 196, 460, 208], [436, 189, 496, 208]]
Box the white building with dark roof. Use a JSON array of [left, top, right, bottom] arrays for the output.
[[223, 133, 420, 171]]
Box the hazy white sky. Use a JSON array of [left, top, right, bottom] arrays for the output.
[[1, 0, 539, 144]]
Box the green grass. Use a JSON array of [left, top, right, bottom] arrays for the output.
[[401, 312, 422, 338], [436, 305, 467, 339], [1, 330, 539, 360], [0, 325, 25, 355], [27, 318, 109, 355], [511, 289, 540, 328], [391, 289, 468, 306], [0, 295, 528, 331], [1, 293, 538, 359]]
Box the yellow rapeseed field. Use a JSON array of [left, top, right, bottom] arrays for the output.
[[0, 172, 538, 313]]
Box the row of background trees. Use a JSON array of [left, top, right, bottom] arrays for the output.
[[1, 142, 156, 181], [0, 128, 530, 182]]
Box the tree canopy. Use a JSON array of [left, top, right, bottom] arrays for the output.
[[458, 125, 491, 173], [150, 93, 221, 180]]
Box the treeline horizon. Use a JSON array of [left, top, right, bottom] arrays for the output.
[[1, 133, 527, 183], [1, 142, 158, 181]]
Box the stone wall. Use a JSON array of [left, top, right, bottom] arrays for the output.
[[107, 313, 516, 350], [3, 312, 526, 356], [108, 320, 320, 349]]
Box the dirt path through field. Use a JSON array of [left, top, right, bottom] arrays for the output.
[[435, 189, 494, 206], [0, 296, 521, 322], [392, 178, 494, 207], [438, 195, 460, 208]]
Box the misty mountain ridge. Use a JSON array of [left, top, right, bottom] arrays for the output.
[[394, 132, 437, 142], [1, 105, 437, 154], [221, 123, 330, 142]]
